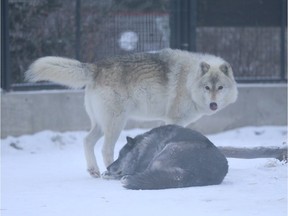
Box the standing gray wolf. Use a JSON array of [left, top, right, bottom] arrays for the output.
[[102, 125, 229, 190], [25, 48, 238, 177]]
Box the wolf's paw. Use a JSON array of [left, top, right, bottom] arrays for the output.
[[87, 168, 100, 178]]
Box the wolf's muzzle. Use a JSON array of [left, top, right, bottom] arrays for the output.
[[210, 102, 218, 111]]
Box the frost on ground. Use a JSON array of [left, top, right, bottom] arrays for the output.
[[1, 126, 287, 216]]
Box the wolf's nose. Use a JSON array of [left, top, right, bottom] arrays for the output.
[[210, 102, 218, 111]]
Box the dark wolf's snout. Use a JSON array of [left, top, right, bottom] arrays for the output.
[[103, 162, 123, 179], [102, 169, 122, 180]]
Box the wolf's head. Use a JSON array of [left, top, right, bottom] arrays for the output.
[[191, 60, 238, 114], [103, 136, 138, 179]]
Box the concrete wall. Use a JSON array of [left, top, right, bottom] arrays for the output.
[[1, 84, 287, 138]]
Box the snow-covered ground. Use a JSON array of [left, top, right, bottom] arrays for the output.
[[1, 126, 287, 216]]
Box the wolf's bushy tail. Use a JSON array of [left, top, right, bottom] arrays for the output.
[[25, 56, 93, 88]]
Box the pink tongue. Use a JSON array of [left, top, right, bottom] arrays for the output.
[[210, 102, 218, 111]]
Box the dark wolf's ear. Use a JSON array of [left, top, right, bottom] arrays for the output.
[[220, 63, 230, 76], [200, 62, 210, 76], [126, 136, 135, 146]]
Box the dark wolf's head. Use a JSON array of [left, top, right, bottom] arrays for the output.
[[103, 136, 138, 179]]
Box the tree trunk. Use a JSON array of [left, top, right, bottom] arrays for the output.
[[218, 146, 287, 161]]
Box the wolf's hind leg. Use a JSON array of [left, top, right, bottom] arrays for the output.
[[84, 126, 103, 177]]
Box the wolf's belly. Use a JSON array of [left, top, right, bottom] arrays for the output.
[[128, 96, 169, 121]]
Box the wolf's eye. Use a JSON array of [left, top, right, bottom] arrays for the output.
[[205, 86, 210, 90], [218, 86, 223, 90]]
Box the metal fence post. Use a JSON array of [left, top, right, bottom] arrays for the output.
[[75, 0, 81, 61], [1, 0, 11, 91], [169, 0, 197, 51], [280, 0, 287, 81], [169, 0, 180, 49], [189, 0, 197, 51]]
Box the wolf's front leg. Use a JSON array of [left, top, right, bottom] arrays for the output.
[[102, 116, 127, 168], [84, 126, 103, 177]]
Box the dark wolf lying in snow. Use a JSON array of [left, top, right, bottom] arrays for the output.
[[102, 125, 228, 190]]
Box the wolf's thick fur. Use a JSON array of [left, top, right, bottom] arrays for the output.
[[103, 125, 228, 190], [26, 48, 238, 177]]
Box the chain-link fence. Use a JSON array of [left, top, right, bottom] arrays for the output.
[[1, 0, 287, 91]]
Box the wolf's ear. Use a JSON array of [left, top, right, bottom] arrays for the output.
[[126, 136, 135, 146], [220, 63, 230, 76], [200, 62, 210, 75]]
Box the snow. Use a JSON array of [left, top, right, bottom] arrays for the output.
[[1, 126, 287, 216]]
